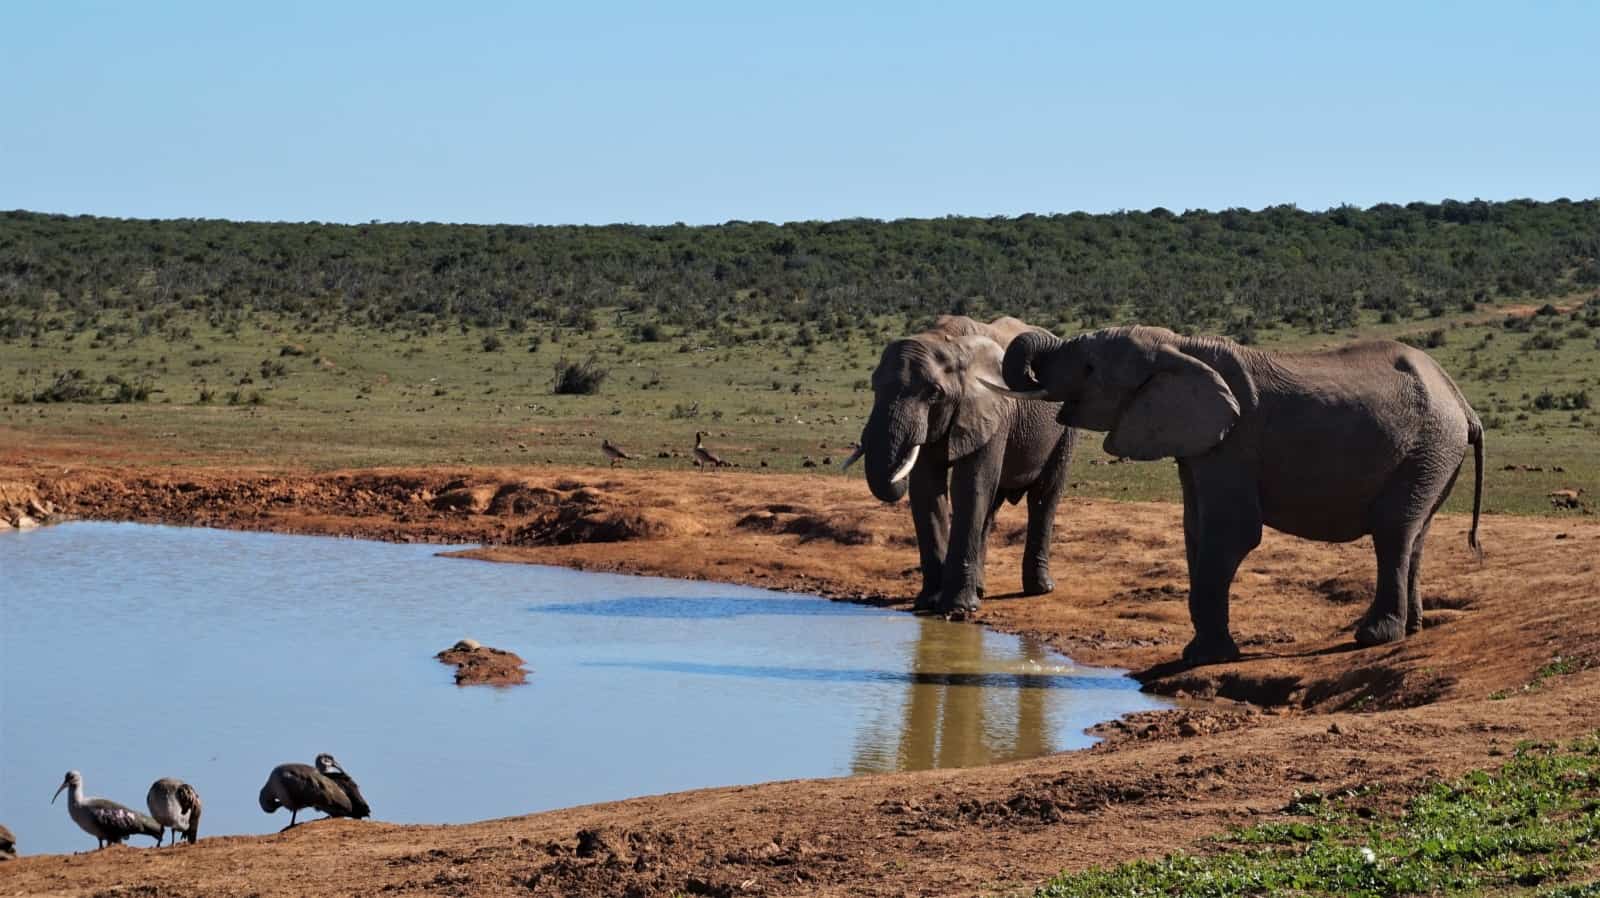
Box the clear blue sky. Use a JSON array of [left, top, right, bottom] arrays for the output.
[[3, 1, 1595, 225]]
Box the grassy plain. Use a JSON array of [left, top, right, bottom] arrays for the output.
[[3, 295, 1595, 515]]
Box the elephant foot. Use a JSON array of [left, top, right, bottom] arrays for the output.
[[913, 586, 941, 613], [1181, 633, 1240, 666], [1022, 570, 1055, 596], [938, 586, 981, 618], [1355, 614, 1406, 647]]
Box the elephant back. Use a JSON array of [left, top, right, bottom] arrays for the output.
[[927, 314, 1046, 350]]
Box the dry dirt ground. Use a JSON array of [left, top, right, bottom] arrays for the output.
[[2, 455, 1599, 897]]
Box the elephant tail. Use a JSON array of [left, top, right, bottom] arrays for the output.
[[1467, 415, 1484, 561]]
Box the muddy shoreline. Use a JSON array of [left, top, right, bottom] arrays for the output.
[[3, 461, 1599, 897]]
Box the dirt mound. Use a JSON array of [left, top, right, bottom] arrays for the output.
[[1087, 707, 1265, 746], [511, 487, 683, 545], [435, 639, 529, 686], [734, 505, 876, 545]]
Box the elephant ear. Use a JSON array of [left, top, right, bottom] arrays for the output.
[[948, 336, 1009, 460], [1105, 347, 1239, 460]]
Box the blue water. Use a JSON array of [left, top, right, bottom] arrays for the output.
[[0, 522, 1167, 856]]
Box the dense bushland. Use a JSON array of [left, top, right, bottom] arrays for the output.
[[2, 199, 1596, 342]]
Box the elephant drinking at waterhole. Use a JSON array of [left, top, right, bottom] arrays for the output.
[[985, 325, 1484, 665], [844, 316, 1077, 616]]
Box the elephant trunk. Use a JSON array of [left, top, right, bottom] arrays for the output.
[[1001, 330, 1064, 396], [863, 401, 927, 503]]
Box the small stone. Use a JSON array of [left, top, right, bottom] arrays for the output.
[[1328, 722, 1344, 735]]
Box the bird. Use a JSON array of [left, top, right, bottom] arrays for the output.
[[258, 753, 371, 829], [692, 431, 726, 471], [0, 823, 15, 860], [146, 778, 202, 846], [600, 439, 635, 467], [52, 770, 162, 850]]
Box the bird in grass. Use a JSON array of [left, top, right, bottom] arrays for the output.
[[259, 753, 370, 829], [146, 778, 202, 846], [52, 770, 162, 850], [692, 431, 727, 471], [600, 439, 636, 467]]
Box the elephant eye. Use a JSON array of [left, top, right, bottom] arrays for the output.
[[926, 384, 946, 402]]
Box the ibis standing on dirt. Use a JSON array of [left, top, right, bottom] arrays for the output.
[[146, 777, 202, 845], [52, 770, 163, 849]]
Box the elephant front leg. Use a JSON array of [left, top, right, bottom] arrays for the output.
[[939, 455, 999, 617], [1179, 461, 1260, 665], [908, 461, 951, 611]]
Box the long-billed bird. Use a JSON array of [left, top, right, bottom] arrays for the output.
[[692, 431, 726, 471], [146, 778, 202, 846], [258, 753, 371, 829], [52, 770, 162, 850], [601, 439, 635, 467], [0, 823, 15, 860]]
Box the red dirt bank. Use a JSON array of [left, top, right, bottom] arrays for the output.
[[2, 461, 1598, 897]]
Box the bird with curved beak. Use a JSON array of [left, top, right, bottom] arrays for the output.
[[53, 770, 162, 850]]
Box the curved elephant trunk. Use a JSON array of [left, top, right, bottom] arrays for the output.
[[1001, 330, 1064, 395], [863, 401, 927, 503]]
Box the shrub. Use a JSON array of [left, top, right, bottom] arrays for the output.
[[551, 356, 609, 395], [481, 334, 504, 352]]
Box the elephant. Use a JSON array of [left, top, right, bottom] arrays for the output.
[[844, 315, 1078, 616], [985, 325, 1484, 665]]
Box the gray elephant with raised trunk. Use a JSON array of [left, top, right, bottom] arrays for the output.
[[845, 315, 1077, 616], [986, 325, 1484, 665]]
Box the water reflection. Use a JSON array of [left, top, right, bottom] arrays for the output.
[[853, 621, 1059, 773]]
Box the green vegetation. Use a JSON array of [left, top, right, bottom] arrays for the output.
[[4, 200, 1597, 339], [1037, 737, 1600, 898], [1, 202, 1596, 515]]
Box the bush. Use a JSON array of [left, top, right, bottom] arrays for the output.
[[481, 334, 504, 352], [551, 356, 609, 395]]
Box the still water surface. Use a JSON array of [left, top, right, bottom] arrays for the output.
[[0, 522, 1167, 855]]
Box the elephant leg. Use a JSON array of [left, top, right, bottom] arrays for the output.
[[1356, 523, 1415, 646], [1405, 521, 1430, 635], [971, 492, 1004, 598], [908, 460, 950, 611], [939, 452, 1001, 616], [1358, 456, 1457, 646], [1407, 462, 1459, 634], [1180, 459, 1259, 665], [1021, 429, 1074, 596]]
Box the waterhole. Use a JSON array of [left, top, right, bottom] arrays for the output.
[[0, 522, 1168, 855]]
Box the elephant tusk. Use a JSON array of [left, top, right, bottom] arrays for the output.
[[840, 445, 864, 471], [976, 377, 1051, 400], [889, 444, 921, 484]]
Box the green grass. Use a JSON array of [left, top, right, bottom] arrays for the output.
[[2, 296, 1595, 516], [1035, 737, 1600, 898]]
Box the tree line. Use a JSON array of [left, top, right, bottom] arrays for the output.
[[2, 198, 1596, 342]]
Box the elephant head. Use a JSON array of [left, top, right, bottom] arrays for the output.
[[851, 331, 1010, 502], [991, 326, 1240, 460]]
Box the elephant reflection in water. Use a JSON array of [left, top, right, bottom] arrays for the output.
[[850, 620, 1050, 773]]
